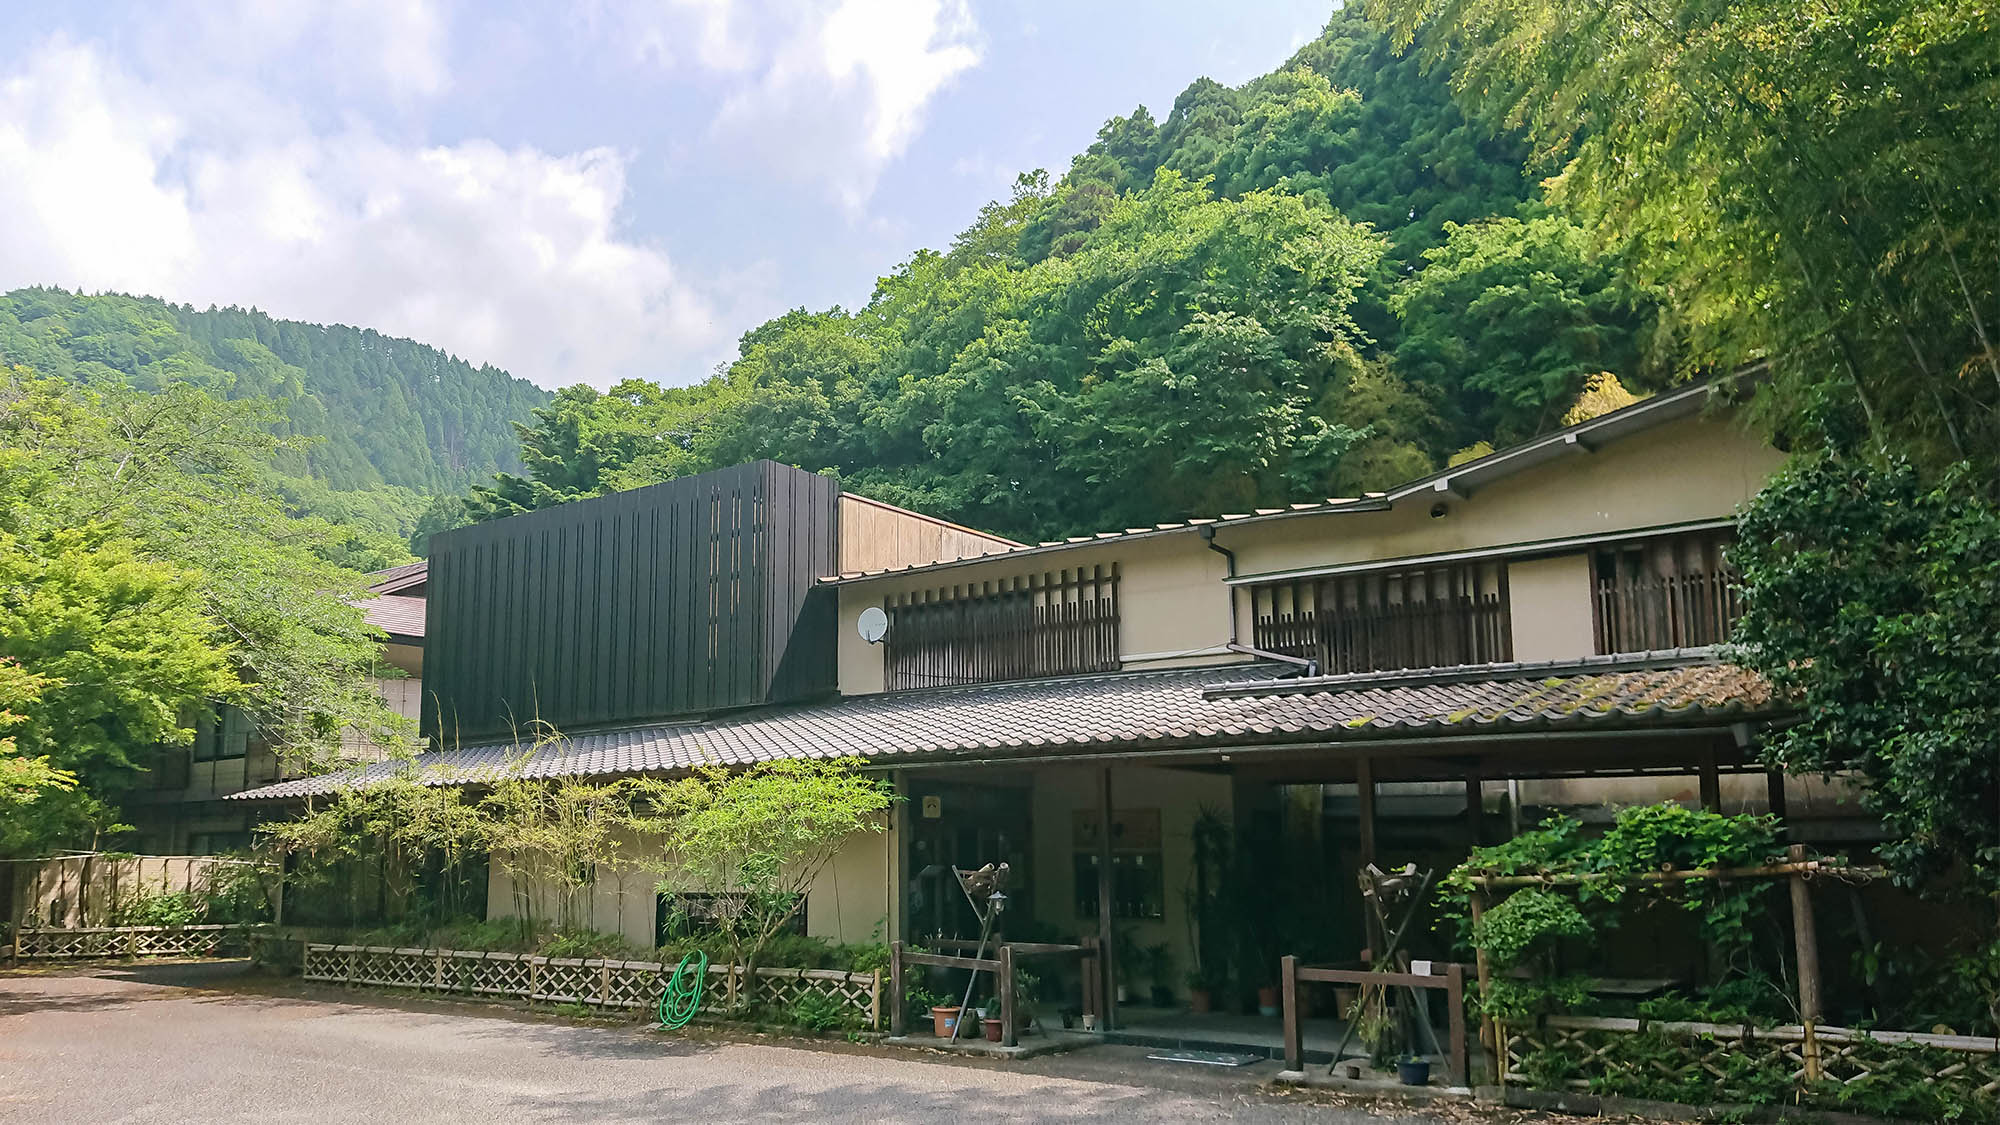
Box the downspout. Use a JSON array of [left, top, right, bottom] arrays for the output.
[[1200, 525, 1318, 677]]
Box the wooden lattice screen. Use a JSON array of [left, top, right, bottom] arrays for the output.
[[1249, 560, 1512, 675], [884, 564, 1120, 691], [1591, 529, 1742, 653]]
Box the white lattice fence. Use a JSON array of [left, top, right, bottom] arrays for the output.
[[302, 944, 882, 1028], [10, 924, 267, 960], [1504, 1015, 2000, 1104]]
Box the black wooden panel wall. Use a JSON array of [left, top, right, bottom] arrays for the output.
[[422, 461, 839, 744]]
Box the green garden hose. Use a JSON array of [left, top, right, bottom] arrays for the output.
[[657, 950, 707, 1030]]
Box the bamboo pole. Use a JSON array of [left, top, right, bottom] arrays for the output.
[[1467, 860, 1884, 890], [1469, 888, 1496, 1053], [1788, 843, 1823, 1082]]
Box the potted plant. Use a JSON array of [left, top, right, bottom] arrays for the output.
[[1012, 967, 1040, 1035], [1395, 1053, 1431, 1086], [930, 1003, 964, 1038], [1256, 983, 1280, 1017], [981, 1015, 1005, 1042], [1185, 963, 1227, 1013]]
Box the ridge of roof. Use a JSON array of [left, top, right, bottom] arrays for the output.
[[366, 559, 429, 594], [820, 376, 1738, 586], [1200, 648, 1726, 700], [230, 655, 1775, 803]]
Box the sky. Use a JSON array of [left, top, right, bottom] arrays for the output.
[[0, 1, 1333, 391]]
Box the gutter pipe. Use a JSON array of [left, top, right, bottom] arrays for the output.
[[1201, 524, 1318, 677]]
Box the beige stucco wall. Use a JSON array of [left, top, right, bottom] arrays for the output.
[[1224, 416, 1783, 582], [834, 412, 1784, 695], [837, 533, 1239, 695], [483, 817, 897, 951], [1507, 554, 1596, 663], [1028, 763, 1231, 1001]]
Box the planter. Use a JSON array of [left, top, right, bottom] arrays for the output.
[[930, 1005, 963, 1038], [982, 1017, 1004, 1043], [1333, 985, 1359, 1016], [1396, 1057, 1431, 1086], [1256, 986, 1280, 1018], [1189, 988, 1212, 1014], [1081, 1013, 1099, 1032]]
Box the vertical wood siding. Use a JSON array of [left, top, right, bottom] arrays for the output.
[[423, 462, 838, 743]]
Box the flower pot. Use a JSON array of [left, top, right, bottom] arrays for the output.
[[982, 1017, 1004, 1043], [1333, 985, 1359, 1015], [1256, 986, 1280, 1018], [1189, 988, 1212, 1014], [1396, 1057, 1431, 1086], [930, 1005, 963, 1038], [1081, 1013, 1099, 1032]]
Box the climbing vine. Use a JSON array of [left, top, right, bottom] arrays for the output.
[[1441, 804, 1786, 1023]]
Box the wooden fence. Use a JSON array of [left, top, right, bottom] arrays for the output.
[[301, 943, 882, 1028], [1504, 1014, 2000, 1103], [884, 566, 1120, 691], [888, 938, 1098, 1047], [1279, 956, 1470, 1084], [9, 923, 269, 961]]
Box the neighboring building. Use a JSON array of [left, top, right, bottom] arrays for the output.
[[235, 383, 1861, 1016], [126, 562, 430, 853]]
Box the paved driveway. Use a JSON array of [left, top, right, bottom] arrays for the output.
[[0, 963, 1530, 1123]]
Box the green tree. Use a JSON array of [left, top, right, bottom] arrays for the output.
[[628, 759, 893, 1009], [0, 372, 406, 853], [1368, 0, 2000, 472], [1393, 214, 1663, 447], [1730, 456, 2000, 896]]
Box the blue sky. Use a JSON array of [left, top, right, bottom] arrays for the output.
[[0, 1, 1333, 389]]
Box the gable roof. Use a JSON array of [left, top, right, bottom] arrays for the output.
[[230, 651, 1773, 801], [360, 593, 426, 641], [820, 377, 1741, 585], [366, 560, 429, 595]]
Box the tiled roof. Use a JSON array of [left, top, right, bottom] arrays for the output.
[[820, 378, 1735, 584], [366, 560, 429, 594], [360, 593, 426, 639], [230, 653, 1774, 801]]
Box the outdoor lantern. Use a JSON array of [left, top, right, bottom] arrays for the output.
[[987, 890, 1007, 915]]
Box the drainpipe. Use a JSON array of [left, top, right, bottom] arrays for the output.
[[1201, 525, 1318, 677]]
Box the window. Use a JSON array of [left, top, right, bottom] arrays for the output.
[[1072, 808, 1164, 920], [884, 564, 1120, 691], [190, 831, 251, 855], [192, 705, 250, 761], [1592, 529, 1741, 653], [1250, 560, 1512, 675]]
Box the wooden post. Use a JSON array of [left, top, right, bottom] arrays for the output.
[[1280, 954, 1302, 1073], [1355, 758, 1378, 867], [436, 949, 446, 991], [870, 969, 883, 1032], [1081, 935, 1101, 1026], [998, 945, 1018, 1048], [1096, 767, 1118, 1032], [1766, 769, 1789, 830], [1446, 962, 1468, 1088], [889, 941, 907, 1037], [1465, 770, 1486, 848], [1698, 751, 1722, 813], [1469, 887, 1495, 1052], [1788, 844, 1822, 1024]]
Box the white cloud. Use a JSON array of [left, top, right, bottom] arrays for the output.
[[0, 34, 729, 389], [602, 0, 982, 209]]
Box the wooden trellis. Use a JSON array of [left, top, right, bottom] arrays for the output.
[[9, 923, 268, 961], [1504, 1015, 2000, 1101], [302, 943, 882, 1028]]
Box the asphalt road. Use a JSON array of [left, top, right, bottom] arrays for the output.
[[0, 963, 1545, 1124]]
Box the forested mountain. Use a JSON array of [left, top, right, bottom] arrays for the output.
[[0, 287, 548, 542], [458, 8, 1666, 544]]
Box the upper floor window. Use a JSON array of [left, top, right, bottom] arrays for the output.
[[1591, 528, 1741, 653], [1250, 560, 1512, 675], [192, 705, 251, 761], [884, 564, 1120, 691]]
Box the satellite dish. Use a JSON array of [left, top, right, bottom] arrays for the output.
[[857, 606, 890, 644]]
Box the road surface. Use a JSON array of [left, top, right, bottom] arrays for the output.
[[0, 962, 1546, 1123]]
